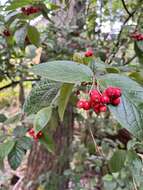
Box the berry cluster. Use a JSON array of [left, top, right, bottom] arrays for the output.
[[84, 49, 94, 57], [76, 87, 122, 114], [28, 128, 43, 141], [3, 29, 11, 37], [130, 32, 143, 41], [21, 6, 41, 16]]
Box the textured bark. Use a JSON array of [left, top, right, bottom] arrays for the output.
[[20, 106, 74, 190]]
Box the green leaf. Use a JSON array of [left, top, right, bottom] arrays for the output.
[[14, 26, 27, 47], [99, 74, 143, 138], [34, 107, 52, 133], [58, 83, 73, 121], [109, 150, 126, 172], [6, 0, 34, 10], [8, 142, 25, 170], [129, 71, 143, 85], [23, 79, 61, 115], [0, 140, 15, 159], [134, 41, 143, 64], [106, 67, 120, 73], [109, 96, 143, 138], [18, 136, 32, 150], [27, 25, 40, 47], [30, 61, 93, 83], [39, 132, 55, 153]]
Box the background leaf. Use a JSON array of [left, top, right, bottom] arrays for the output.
[[27, 25, 40, 47], [8, 141, 25, 170], [14, 26, 27, 47], [34, 107, 52, 133], [109, 150, 126, 172], [0, 140, 15, 159], [58, 83, 73, 121], [39, 132, 55, 153], [30, 61, 93, 83], [23, 79, 61, 115]]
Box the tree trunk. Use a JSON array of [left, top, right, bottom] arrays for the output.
[[20, 106, 74, 190]]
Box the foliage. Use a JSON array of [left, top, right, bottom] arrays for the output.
[[0, 0, 143, 189]]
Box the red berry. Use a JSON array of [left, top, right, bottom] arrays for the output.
[[99, 105, 107, 112], [28, 128, 35, 136], [36, 131, 43, 138], [101, 95, 110, 104], [104, 87, 114, 97], [93, 107, 100, 114], [90, 90, 101, 103], [104, 87, 121, 98], [3, 30, 11, 37], [114, 88, 122, 98], [112, 97, 121, 106], [85, 50, 94, 57], [76, 100, 85, 109], [83, 101, 90, 110]]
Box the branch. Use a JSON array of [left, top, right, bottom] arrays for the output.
[[121, 0, 132, 16], [124, 54, 136, 65], [106, 8, 137, 64], [0, 78, 39, 91]]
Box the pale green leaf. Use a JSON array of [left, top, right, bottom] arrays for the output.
[[34, 107, 52, 133], [0, 140, 15, 159], [30, 61, 93, 83], [23, 79, 61, 115], [58, 83, 73, 121]]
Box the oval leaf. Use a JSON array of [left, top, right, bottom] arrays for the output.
[[109, 150, 126, 172], [8, 142, 25, 170], [0, 140, 15, 159], [99, 74, 143, 138], [27, 25, 40, 47], [34, 107, 52, 133], [58, 83, 74, 121], [30, 61, 93, 83]]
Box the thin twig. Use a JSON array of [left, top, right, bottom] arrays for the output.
[[88, 125, 103, 156], [121, 0, 132, 16], [107, 8, 137, 64], [124, 55, 136, 65]]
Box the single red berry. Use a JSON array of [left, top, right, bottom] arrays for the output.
[[28, 128, 35, 136], [76, 100, 85, 109], [99, 105, 107, 112], [36, 131, 43, 138], [112, 97, 121, 106], [90, 90, 101, 103], [84, 50, 94, 57], [83, 101, 91, 110], [101, 95, 110, 104], [93, 106, 100, 114], [104, 87, 114, 97], [114, 88, 122, 98]]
